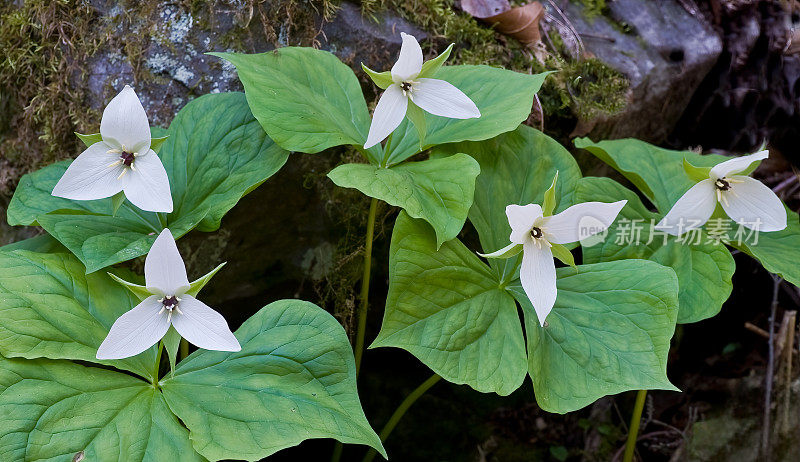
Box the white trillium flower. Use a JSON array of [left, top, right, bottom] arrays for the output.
[[363, 32, 481, 149], [482, 200, 627, 326], [656, 150, 787, 235], [52, 85, 173, 213], [97, 229, 240, 360]]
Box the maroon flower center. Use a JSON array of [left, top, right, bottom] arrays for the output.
[[120, 151, 135, 167], [530, 227, 543, 239], [714, 178, 731, 191], [162, 296, 179, 310]]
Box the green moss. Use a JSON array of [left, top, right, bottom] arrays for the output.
[[0, 0, 103, 194], [578, 0, 609, 19]]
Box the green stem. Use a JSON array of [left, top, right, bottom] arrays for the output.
[[152, 342, 164, 386], [156, 212, 169, 229], [179, 338, 188, 360], [362, 374, 442, 462], [354, 197, 378, 375], [623, 390, 647, 462]]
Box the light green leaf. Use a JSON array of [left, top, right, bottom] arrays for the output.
[[371, 212, 528, 395], [406, 101, 427, 149], [0, 233, 64, 253], [75, 131, 102, 147], [0, 250, 157, 379], [0, 357, 202, 461], [361, 63, 393, 89], [328, 153, 481, 248], [434, 125, 581, 281], [185, 262, 226, 297], [163, 326, 181, 375], [550, 242, 576, 270], [384, 67, 550, 165], [212, 49, 382, 164], [108, 271, 151, 301], [575, 138, 800, 287], [508, 259, 680, 414], [7, 92, 289, 273], [683, 157, 711, 182], [542, 171, 560, 216], [575, 176, 734, 323], [110, 191, 126, 216], [418, 43, 454, 78], [150, 134, 169, 154], [161, 299, 385, 461]]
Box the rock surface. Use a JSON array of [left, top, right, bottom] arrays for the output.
[[551, 0, 723, 142]]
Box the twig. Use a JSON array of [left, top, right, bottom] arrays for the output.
[[781, 311, 796, 433], [760, 275, 782, 457], [745, 322, 770, 339]]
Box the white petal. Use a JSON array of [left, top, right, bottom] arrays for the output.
[[506, 204, 543, 244], [520, 241, 557, 327], [171, 295, 241, 352], [541, 200, 627, 244], [100, 85, 152, 153], [411, 78, 481, 119], [391, 32, 423, 82], [478, 242, 522, 259], [722, 176, 787, 232], [710, 150, 769, 180], [121, 150, 173, 213], [52, 141, 125, 200], [364, 84, 408, 149], [96, 296, 170, 360], [145, 228, 189, 296], [655, 179, 717, 236]]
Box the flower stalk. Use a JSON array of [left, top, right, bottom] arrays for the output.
[[623, 389, 647, 462], [355, 197, 378, 374]]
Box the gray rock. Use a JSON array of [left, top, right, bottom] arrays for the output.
[[551, 0, 723, 142]]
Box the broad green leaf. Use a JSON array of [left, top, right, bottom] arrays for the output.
[[212, 49, 382, 164], [0, 250, 156, 379], [371, 212, 527, 395], [575, 138, 800, 287], [434, 125, 581, 281], [384, 67, 550, 165], [0, 357, 201, 461], [7, 92, 289, 273], [328, 153, 481, 248], [0, 233, 64, 253], [161, 299, 385, 461], [508, 259, 680, 414], [575, 177, 734, 323]]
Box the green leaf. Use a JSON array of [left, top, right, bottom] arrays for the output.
[[0, 357, 202, 461], [110, 261, 226, 303], [574, 138, 800, 287], [110, 190, 126, 216], [418, 43, 454, 78], [361, 63, 393, 89], [683, 156, 711, 182], [434, 125, 581, 281], [212, 49, 382, 164], [7, 92, 289, 273], [185, 262, 226, 297], [575, 177, 735, 323], [75, 131, 102, 147], [150, 134, 169, 154], [509, 259, 680, 414], [0, 233, 64, 253], [108, 271, 151, 301], [372, 212, 528, 395], [0, 250, 157, 379], [406, 101, 427, 149], [384, 67, 551, 165], [542, 171, 560, 216], [550, 242, 576, 270], [161, 299, 385, 460], [328, 153, 481, 248], [163, 326, 181, 375]]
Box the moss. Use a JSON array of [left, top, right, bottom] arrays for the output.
[[0, 0, 104, 199], [578, 0, 609, 19]]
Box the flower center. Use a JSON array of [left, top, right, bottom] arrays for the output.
[[715, 178, 731, 191], [162, 296, 179, 310], [400, 81, 413, 92], [530, 227, 543, 239], [120, 151, 135, 167]]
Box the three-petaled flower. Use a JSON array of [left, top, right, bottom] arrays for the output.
[[482, 200, 627, 326], [96, 228, 240, 360], [52, 85, 173, 213], [656, 150, 787, 235], [363, 32, 481, 149]]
